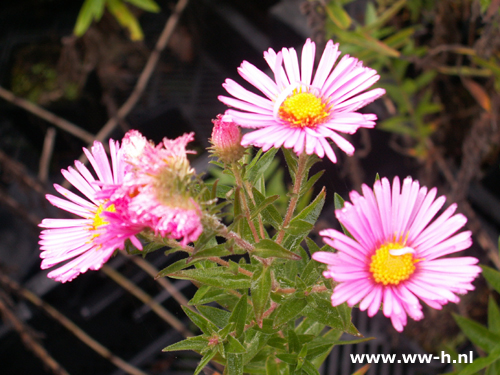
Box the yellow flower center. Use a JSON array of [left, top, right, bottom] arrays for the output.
[[369, 243, 418, 285], [90, 203, 115, 232], [278, 91, 330, 128]]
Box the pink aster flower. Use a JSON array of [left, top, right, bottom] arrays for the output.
[[39, 139, 140, 283], [312, 176, 481, 332], [210, 114, 245, 163], [100, 130, 203, 246], [218, 38, 385, 163]]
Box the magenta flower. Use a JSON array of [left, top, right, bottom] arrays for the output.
[[39, 140, 140, 283], [312, 176, 481, 332], [218, 38, 385, 163], [210, 114, 245, 163], [100, 130, 203, 246]]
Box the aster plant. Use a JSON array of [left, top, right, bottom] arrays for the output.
[[39, 39, 482, 375]]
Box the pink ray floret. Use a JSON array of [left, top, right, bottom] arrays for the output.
[[312, 176, 481, 332], [39, 139, 134, 283], [98, 130, 203, 246], [218, 38, 385, 163]]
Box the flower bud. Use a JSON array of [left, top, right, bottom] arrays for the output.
[[210, 114, 245, 163]]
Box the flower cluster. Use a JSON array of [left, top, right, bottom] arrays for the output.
[[39, 130, 202, 283], [39, 38, 481, 336]]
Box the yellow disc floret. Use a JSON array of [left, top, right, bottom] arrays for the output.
[[370, 243, 417, 285], [279, 91, 330, 128], [90, 203, 115, 232]]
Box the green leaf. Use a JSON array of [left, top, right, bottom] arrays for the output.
[[334, 193, 345, 210], [207, 183, 234, 199], [266, 356, 279, 375], [454, 313, 500, 352], [74, 0, 106, 36], [227, 353, 244, 375], [197, 305, 231, 328], [124, 0, 160, 12], [300, 359, 320, 375], [457, 344, 500, 375], [191, 244, 243, 260], [294, 187, 326, 224], [326, 1, 352, 29], [156, 257, 197, 278], [253, 239, 302, 260], [228, 294, 248, 338], [276, 353, 297, 364], [106, 0, 144, 41], [274, 297, 308, 328], [163, 336, 208, 352], [189, 286, 239, 306], [182, 306, 219, 334], [489, 296, 500, 335], [252, 188, 282, 229], [252, 266, 272, 326], [247, 148, 278, 183], [282, 147, 298, 181], [288, 328, 301, 353], [303, 295, 345, 331], [362, 0, 406, 32], [169, 268, 252, 289], [482, 265, 500, 294], [286, 220, 314, 237], [250, 195, 280, 220], [194, 349, 217, 375], [226, 335, 246, 354]]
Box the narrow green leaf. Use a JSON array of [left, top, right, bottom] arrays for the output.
[[276, 353, 297, 364], [194, 349, 217, 375], [300, 170, 325, 196], [286, 220, 314, 237], [227, 353, 244, 375], [197, 305, 231, 328], [453, 313, 500, 352], [334, 193, 345, 210], [266, 356, 279, 375], [274, 297, 308, 328], [252, 266, 272, 326], [294, 187, 326, 224], [247, 148, 278, 183], [191, 244, 243, 260], [182, 306, 219, 334], [326, 1, 352, 29], [288, 328, 301, 353], [156, 258, 196, 278], [281, 147, 298, 180], [457, 344, 500, 375], [169, 268, 252, 289], [226, 335, 246, 354], [106, 0, 144, 41], [300, 359, 320, 375], [363, 0, 407, 32], [250, 195, 280, 220], [229, 294, 248, 338], [489, 296, 500, 335], [74, 0, 106, 36], [163, 336, 208, 352], [482, 265, 500, 294], [124, 0, 160, 12], [254, 239, 302, 260], [189, 286, 239, 306], [252, 188, 282, 229]]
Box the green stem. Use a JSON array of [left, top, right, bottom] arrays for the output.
[[276, 152, 309, 244], [232, 164, 261, 242]]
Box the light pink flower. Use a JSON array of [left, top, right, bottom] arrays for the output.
[[218, 38, 385, 163], [100, 130, 203, 246], [39, 140, 140, 283], [312, 176, 481, 332]]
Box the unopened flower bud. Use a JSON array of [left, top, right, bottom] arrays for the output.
[[210, 114, 245, 163]]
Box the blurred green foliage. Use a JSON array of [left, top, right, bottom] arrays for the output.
[[74, 0, 160, 40]]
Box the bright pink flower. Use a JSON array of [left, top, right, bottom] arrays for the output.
[[210, 114, 245, 163], [100, 130, 203, 246], [39, 140, 140, 283], [218, 38, 385, 163], [312, 176, 481, 332]]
